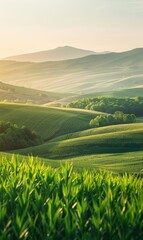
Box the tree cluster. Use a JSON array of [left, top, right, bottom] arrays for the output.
[[0, 121, 43, 151], [67, 97, 143, 116], [90, 111, 136, 128]]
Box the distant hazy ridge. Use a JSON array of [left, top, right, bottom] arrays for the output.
[[5, 46, 98, 62], [1, 47, 143, 94]]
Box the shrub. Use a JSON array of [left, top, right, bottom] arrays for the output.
[[90, 112, 136, 127], [67, 97, 143, 116], [0, 120, 43, 150]]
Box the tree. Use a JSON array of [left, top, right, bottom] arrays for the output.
[[0, 120, 43, 151], [89, 112, 136, 128], [67, 96, 143, 117]]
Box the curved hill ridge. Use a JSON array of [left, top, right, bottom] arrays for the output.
[[5, 46, 97, 62], [14, 123, 143, 158], [49, 123, 143, 142], [0, 103, 99, 140], [1, 103, 143, 173], [1, 48, 143, 94]]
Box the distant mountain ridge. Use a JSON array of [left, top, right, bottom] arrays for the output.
[[1, 47, 143, 94], [5, 46, 104, 62]]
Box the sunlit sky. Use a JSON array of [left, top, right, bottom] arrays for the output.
[[0, 0, 143, 58]]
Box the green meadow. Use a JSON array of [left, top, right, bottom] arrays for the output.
[[0, 103, 99, 140], [0, 102, 143, 174], [1, 2, 143, 239], [1, 101, 143, 239]]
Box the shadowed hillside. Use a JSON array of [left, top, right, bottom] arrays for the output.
[[1, 48, 143, 94], [0, 81, 67, 104], [14, 123, 143, 159], [0, 103, 100, 140]]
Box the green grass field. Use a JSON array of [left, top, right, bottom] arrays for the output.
[[0, 103, 143, 174], [1, 102, 143, 240], [1, 48, 143, 240], [14, 123, 143, 159], [0, 156, 143, 240], [0, 103, 99, 140], [1, 150, 143, 174]]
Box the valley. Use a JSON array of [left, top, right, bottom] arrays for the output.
[[1, 1, 143, 238], [0, 102, 143, 174]]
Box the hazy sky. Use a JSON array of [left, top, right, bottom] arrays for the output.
[[0, 0, 143, 58]]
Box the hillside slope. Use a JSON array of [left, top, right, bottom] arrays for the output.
[[1, 48, 143, 94], [0, 81, 67, 104], [0, 103, 99, 140], [14, 123, 143, 158], [1, 103, 143, 174], [2, 150, 142, 173]]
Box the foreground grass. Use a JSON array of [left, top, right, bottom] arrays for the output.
[[0, 156, 143, 239], [1, 150, 143, 174]]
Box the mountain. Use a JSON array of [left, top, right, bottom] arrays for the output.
[[1, 48, 143, 94], [5, 46, 98, 62]]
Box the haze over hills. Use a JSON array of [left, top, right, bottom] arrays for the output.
[[0, 81, 67, 104], [0, 48, 143, 94], [5, 46, 99, 62]]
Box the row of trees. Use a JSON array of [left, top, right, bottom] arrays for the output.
[[67, 97, 143, 116], [90, 112, 136, 128], [0, 121, 43, 151]]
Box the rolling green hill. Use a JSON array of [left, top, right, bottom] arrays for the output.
[[1, 103, 143, 174], [0, 103, 99, 140], [1, 149, 143, 174], [0, 81, 67, 104], [76, 88, 143, 99], [45, 87, 143, 106], [0, 48, 143, 94], [13, 123, 143, 159]]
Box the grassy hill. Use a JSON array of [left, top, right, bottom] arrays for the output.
[[0, 103, 99, 140], [0, 48, 143, 94], [0, 81, 67, 104], [1, 103, 143, 174], [77, 87, 143, 99], [45, 87, 143, 106], [14, 123, 143, 159], [3, 81, 143, 107], [1, 149, 143, 174]]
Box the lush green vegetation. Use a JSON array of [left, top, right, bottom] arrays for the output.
[[67, 97, 143, 116], [1, 156, 143, 240], [14, 123, 143, 159], [1, 150, 143, 174], [0, 103, 143, 174], [0, 120, 42, 150], [0, 103, 99, 140], [90, 111, 136, 128]]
